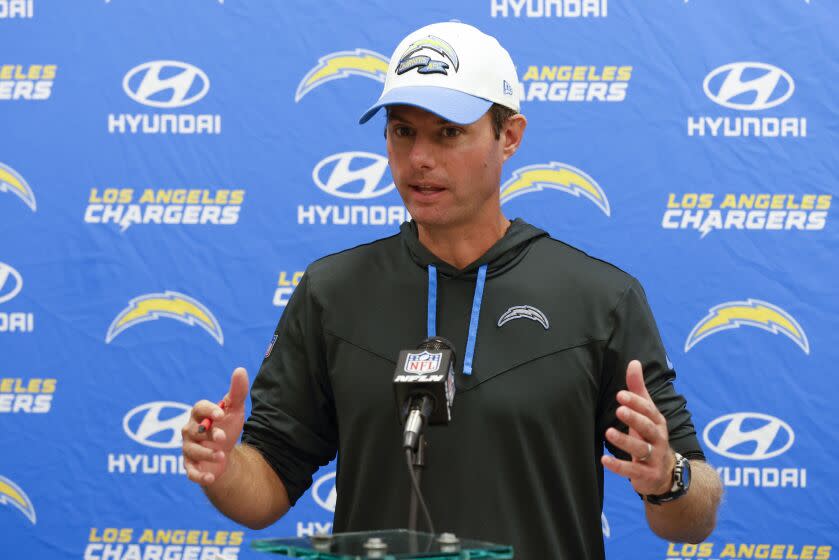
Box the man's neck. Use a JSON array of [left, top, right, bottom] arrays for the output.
[[416, 215, 511, 270]]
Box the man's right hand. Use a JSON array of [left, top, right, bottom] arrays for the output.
[[182, 367, 249, 487]]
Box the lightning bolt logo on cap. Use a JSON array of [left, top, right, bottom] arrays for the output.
[[106, 291, 224, 345], [0, 163, 37, 212], [295, 49, 389, 102], [685, 299, 809, 354], [396, 35, 459, 76], [0, 475, 36, 524], [500, 162, 610, 216]]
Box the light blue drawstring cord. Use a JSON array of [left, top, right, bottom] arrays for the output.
[[426, 264, 488, 375]]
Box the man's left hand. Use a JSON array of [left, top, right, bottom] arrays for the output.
[[601, 359, 675, 496]]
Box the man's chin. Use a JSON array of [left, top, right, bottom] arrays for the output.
[[408, 209, 464, 231], [408, 211, 444, 227]]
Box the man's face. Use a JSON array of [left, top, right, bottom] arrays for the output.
[[385, 105, 510, 230]]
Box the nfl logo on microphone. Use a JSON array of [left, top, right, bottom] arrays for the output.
[[404, 351, 442, 374]]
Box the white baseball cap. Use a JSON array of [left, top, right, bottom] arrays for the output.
[[359, 22, 521, 125]]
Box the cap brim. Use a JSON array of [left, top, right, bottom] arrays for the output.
[[358, 86, 493, 125]]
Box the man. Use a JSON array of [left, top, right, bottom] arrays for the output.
[[182, 22, 722, 559]]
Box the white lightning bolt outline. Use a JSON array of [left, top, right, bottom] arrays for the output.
[[497, 305, 550, 330]]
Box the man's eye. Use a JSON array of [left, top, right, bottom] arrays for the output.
[[442, 127, 461, 138], [394, 126, 413, 137]]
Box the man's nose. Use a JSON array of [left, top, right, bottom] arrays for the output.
[[408, 134, 436, 170]]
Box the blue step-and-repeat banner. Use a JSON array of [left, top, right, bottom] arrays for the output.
[[2, 1, 837, 558]]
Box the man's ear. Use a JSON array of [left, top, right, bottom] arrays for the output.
[[502, 114, 527, 162]]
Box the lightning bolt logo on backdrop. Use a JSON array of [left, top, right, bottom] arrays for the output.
[[0, 163, 37, 212], [295, 49, 389, 102], [685, 299, 809, 354], [500, 163, 610, 216], [0, 475, 36, 524], [106, 291, 224, 345]]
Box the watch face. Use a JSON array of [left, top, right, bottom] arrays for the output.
[[646, 454, 691, 504]]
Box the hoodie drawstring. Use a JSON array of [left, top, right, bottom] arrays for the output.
[[426, 264, 488, 375], [427, 265, 438, 340]]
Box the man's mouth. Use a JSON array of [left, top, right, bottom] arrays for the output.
[[411, 184, 445, 194]]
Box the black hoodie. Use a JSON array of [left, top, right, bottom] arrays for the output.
[[243, 218, 702, 559]]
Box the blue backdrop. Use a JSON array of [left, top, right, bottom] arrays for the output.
[[2, 1, 837, 558]]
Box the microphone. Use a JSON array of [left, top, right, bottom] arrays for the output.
[[393, 337, 457, 451]]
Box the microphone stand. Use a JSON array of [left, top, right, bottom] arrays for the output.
[[408, 434, 427, 553]]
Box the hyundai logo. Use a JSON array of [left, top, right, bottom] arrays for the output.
[[312, 471, 337, 512], [123, 60, 210, 109], [122, 401, 191, 449], [703, 62, 794, 111], [703, 412, 794, 460], [312, 152, 395, 200], [0, 262, 23, 305]]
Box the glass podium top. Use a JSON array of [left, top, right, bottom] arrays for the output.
[[251, 529, 514, 559]]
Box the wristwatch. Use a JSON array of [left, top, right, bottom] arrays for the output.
[[645, 452, 691, 505]]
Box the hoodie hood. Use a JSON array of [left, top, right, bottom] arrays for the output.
[[399, 218, 548, 279], [400, 218, 549, 375]]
